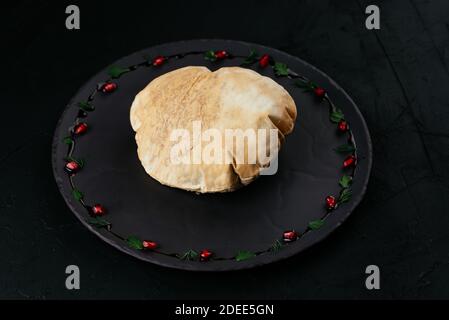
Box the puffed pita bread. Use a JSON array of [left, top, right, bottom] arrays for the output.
[[130, 66, 297, 193]]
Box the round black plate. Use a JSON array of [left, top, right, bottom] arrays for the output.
[[52, 40, 372, 271]]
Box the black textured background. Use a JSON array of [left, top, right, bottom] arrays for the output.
[[1, 0, 449, 299]]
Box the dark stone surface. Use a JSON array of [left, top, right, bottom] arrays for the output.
[[1, 0, 448, 299]]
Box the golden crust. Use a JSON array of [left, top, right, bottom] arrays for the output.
[[130, 66, 297, 193]]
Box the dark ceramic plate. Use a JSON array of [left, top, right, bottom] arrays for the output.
[[52, 40, 372, 271]]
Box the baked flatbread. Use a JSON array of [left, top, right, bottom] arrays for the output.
[[130, 66, 297, 193]]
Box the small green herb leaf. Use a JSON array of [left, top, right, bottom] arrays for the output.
[[78, 101, 95, 112], [339, 175, 353, 188], [274, 62, 289, 76], [72, 189, 84, 201], [108, 66, 130, 79], [295, 80, 309, 88], [330, 109, 345, 123], [339, 188, 352, 204], [334, 144, 355, 154], [87, 217, 111, 228], [63, 136, 73, 145], [309, 219, 325, 230], [127, 236, 144, 250], [180, 249, 198, 261], [295, 80, 316, 90], [235, 251, 256, 261], [204, 50, 217, 62], [241, 50, 258, 66], [269, 240, 283, 253]]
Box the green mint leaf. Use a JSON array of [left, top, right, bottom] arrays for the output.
[[308, 219, 325, 230], [241, 50, 258, 66], [108, 66, 130, 79], [330, 109, 345, 123], [295, 80, 315, 90], [339, 175, 353, 188], [339, 188, 352, 204], [180, 249, 198, 261], [269, 240, 283, 253], [204, 50, 217, 62], [77, 158, 85, 168], [274, 62, 289, 76], [72, 189, 84, 201], [87, 217, 111, 228], [63, 136, 73, 145], [334, 144, 355, 154], [127, 236, 143, 250], [235, 251, 256, 261], [78, 101, 95, 112], [309, 81, 318, 89]]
